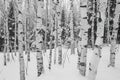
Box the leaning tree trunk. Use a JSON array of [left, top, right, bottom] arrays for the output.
[[78, 0, 90, 76], [17, 0, 26, 80]]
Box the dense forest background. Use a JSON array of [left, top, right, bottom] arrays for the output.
[[0, 0, 120, 80]]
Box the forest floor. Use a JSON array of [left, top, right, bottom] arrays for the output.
[[0, 45, 120, 80]]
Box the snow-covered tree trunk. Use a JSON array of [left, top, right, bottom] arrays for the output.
[[17, 0, 26, 80], [78, 0, 90, 76]]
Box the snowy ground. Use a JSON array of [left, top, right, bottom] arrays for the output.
[[0, 46, 120, 80]]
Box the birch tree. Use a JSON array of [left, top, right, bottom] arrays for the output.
[[17, 0, 26, 80], [87, 0, 106, 80], [57, 2, 64, 65], [108, 0, 120, 67], [0, 0, 8, 65], [35, 0, 44, 76], [78, 0, 90, 76]]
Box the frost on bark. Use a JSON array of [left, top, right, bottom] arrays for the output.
[[78, 0, 89, 76]]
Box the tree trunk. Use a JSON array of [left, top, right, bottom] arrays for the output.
[[87, 0, 105, 80], [17, 0, 26, 80], [88, 46, 101, 80], [14, 1, 17, 56], [49, 17, 53, 70], [109, 0, 118, 67], [70, 0, 75, 55], [79, 45, 87, 76], [36, 0, 44, 76], [58, 10, 62, 65], [54, 10, 58, 64], [36, 50, 44, 76], [78, 0, 89, 76]]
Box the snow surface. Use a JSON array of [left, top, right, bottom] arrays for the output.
[[0, 46, 120, 80]]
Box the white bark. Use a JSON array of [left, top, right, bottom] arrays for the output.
[[78, 46, 87, 76], [70, 4, 75, 55], [54, 10, 58, 64], [78, 0, 90, 76], [87, 0, 105, 80], [17, 0, 26, 80], [14, 0, 17, 56], [35, 0, 44, 76], [57, 8, 62, 65], [109, 1, 120, 67]]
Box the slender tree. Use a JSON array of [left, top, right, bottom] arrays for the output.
[[87, 0, 105, 80], [17, 0, 26, 80], [108, 0, 119, 67], [36, 0, 44, 76], [0, 0, 7, 65], [78, 0, 90, 76]]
